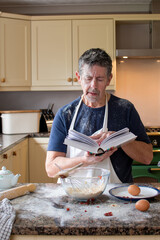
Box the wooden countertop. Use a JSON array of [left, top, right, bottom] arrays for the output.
[[10, 183, 160, 237]]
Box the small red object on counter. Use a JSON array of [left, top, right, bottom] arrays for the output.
[[104, 212, 113, 216]]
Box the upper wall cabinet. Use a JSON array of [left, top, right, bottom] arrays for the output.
[[31, 19, 115, 91], [72, 19, 115, 90], [115, 15, 160, 59], [0, 17, 31, 90], [31, 20, 72, 90]]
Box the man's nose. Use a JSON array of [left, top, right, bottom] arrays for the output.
[[91, 78, 97, 88]]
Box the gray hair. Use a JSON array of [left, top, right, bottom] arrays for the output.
[[78, 48, 112, 78]]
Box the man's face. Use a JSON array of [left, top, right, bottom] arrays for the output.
[[76, 64, 112, 104]]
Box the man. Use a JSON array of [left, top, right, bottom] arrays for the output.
[[46, 48, 153, 183]]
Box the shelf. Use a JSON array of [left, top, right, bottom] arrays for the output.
[[116, 49, 160, 59]]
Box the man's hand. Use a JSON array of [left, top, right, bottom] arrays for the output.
[[90, 131, 115, 146], [83, 147, 117, 166]]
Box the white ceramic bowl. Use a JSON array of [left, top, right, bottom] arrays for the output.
[[61, 167, 110, 201]]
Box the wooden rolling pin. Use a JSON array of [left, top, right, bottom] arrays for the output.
[[0, 184, 36, 201]]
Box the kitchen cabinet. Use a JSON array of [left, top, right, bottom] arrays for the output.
[[31, 18, 115, 90], [0, 148, 12, 171], [11, 139, 28, 183], [0, 16, 31, 90], [31, 20, 72, 89], [72, 19, 115, 90], [1, 13, 160, 92], [29, 137, 56, 183], [115, 15, 160, 58], [0, 139, 28, 183]]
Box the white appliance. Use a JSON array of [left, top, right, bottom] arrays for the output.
[[1, 110, 40, 134]]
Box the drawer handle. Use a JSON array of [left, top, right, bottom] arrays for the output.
[[3, 154, 8, 159], [67, 78, 72, 82], [153, 149, 160, 153], [1, 78, 5, 83], [149, 168, 160, 172], [12, 151, 17, 156]]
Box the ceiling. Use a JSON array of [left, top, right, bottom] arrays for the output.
[[0, 0, 153, 5], [0, 0, 154, 15]]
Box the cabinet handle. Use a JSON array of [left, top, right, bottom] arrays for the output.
[[1, 78, 5, 83], [153, 149, 160, 153], [12, 151, 17, 156], [73, 78, 78, 82], [3, 154, 8, 159], [149, 168, 160, 172], [67, 78, 72, 82]]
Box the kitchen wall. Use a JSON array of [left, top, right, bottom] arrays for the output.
[[0, 58, 160, 126], [1, 1, 159, 126], [0, 90, 82, 114], [115, 58, 160, 126]]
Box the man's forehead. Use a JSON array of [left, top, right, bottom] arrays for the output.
[[82, 64, 107, 75]]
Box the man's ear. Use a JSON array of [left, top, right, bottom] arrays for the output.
[[76, 71, 81, 84]]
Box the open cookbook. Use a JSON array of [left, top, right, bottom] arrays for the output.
[[64, 127, 137, 155]]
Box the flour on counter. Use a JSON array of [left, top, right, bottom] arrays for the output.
[[12, 183, 154, 227]]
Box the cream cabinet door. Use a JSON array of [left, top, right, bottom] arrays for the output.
[[31, 18, 115, 90], [0, 148, 13, 172], [72, 19, 115, 90], [0, 139, 28, 183], [31, 20, 72, 87], [11, 139, 28, 183], [0, 18, 31, 87], [29, 138, 56, 183]]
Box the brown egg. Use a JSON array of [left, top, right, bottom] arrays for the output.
[[135, 199, 150, 212], [128, 184, 141, 196]]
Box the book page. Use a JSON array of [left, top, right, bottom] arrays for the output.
[[101, 128, 129, 145], [67, 129, 98, 147], [64, 127, 136, 154], [101, 132, 136, 151]]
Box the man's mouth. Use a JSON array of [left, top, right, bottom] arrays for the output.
[[88, 92, 98, 96]]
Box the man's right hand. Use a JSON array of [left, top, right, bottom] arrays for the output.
[[83, 147, 117, 166]]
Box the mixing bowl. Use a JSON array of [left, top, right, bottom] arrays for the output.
[[60, 167, 110, 201]]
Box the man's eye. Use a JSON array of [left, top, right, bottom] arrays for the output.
[[97, 78, 104, 82], [85, 78, 92, 81]]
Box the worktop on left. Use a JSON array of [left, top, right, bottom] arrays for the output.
[[0, 133, 50, 154], [0, 134, 28, 154], [0, 133, 52, 184]]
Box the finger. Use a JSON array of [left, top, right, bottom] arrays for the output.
[[90, 133, 102, 139], [105, 146, 117, 152], [103, 147, 117, 157], [97, 131, 115, 145], [87, 151, 95, 156], [95, 147, 117, 159]]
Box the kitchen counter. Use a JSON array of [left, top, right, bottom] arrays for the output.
[[0, 134, 28, 154], [10, 183, 160, 239], [0, 133, 50, 154]]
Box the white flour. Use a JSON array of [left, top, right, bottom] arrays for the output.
[[11, 183, 155, 226], [66, 183, 105, 200]]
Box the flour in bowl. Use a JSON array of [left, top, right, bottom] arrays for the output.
[[66, 183, 105, 200]]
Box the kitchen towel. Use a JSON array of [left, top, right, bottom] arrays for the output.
[[0, 198, 16, 240]]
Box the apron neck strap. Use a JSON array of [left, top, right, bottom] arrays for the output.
[[70, 94, 108, 131], [103, 95, 108, 132], [69, 96, 83, 130]]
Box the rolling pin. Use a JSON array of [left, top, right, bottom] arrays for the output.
[[0, 184, 36, 201]]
